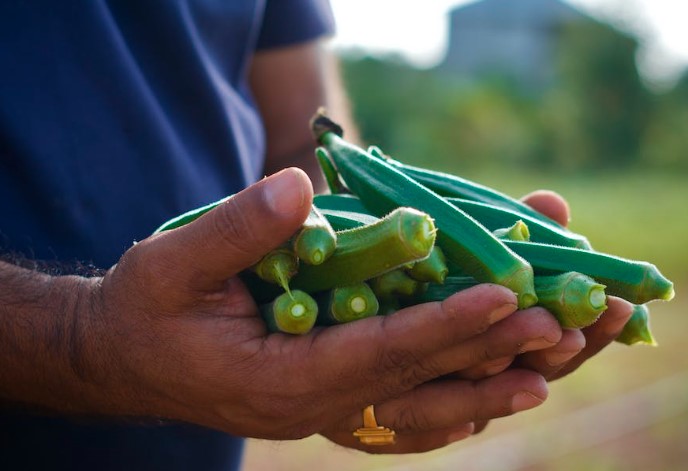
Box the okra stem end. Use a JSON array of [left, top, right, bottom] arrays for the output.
[[310, 109, 343, 142]]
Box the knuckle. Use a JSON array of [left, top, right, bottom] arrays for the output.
[[376, 345, 419, 374], [399, 359, 444, 390], [395, 397, 432, 432], [469, 345, 497, 365]]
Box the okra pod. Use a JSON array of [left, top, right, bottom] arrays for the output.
[[252, 248, 299, 293], [616, 304, 657, 346], [311, 112, 537, 309], [292, 206, 337, 266], [534, 272, 607, 329], [291, 206, 436, 293], [494, 220, 531, 242], [316, 282, 379, 325], [504, 241, 675, 305], [260, 290, 318, 335]]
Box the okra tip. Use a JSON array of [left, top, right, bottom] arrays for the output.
[[644, 266, 675, 302]]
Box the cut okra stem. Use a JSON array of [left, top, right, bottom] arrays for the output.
[[260, 290, 318, 335], [534, 272, 607, 329], [251, 248, 299, 294], [316, 282, 379, 325], [494, 220, 530, 242]]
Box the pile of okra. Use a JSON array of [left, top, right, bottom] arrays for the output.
[[155, 112, 675, 346]]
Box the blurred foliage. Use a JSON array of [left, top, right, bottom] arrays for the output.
[[338, 18, 687, 173]]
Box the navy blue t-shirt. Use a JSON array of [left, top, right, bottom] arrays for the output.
[[0, 1, 334, 469]]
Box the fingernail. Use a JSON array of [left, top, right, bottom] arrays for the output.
[[520, 337, 556, 353], [489, 303, 517, 324], [447, 423, 475, 444], [511, 392, 544, 412], [545, 350, 579, 367], [483, 357, 513, 376], [264, 168, 308, 215]]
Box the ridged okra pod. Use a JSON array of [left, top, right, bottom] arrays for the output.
[[260, 290, 318, 335], [292, 206, 337, 265], [494, 220, 531, 242], [534, 272, 607, 329], [369, 268, 424, 301], [503, 241, 675, 305], [406, 246, 448, 284], [315, 147, 348, 194], [252, 248, 299, 293], [311, 112, 537, 309], [616, 304, 657, 346], [316, 282, 379, 325], [446, 198, 591, 249], [290, 207, 436, 293]]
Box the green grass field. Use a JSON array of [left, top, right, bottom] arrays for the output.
[[243, 171, 687, 471]]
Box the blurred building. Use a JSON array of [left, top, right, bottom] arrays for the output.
[[439, 0, 589, 89]]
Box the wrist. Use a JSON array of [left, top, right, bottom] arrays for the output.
[[0, 263, 144, 418]]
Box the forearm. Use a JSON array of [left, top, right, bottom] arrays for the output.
[[0, 261, 125, 416]]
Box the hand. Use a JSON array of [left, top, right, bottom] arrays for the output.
[[424, 191, 634, 442], [514, 190, 634, 380], [64, 168, 562, 447]]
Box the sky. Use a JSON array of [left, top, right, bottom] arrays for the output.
[[327, 0, 688, 88]]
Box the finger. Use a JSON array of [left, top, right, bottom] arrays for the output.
[[458, 356, 514, 380], [473, 420, 490, 435], [334, 369, 547, 435], [323, 423, 475, 454], [516, 328, 586, 379], [151, 168, 313, 288], [299, 284, 518, 409], [521, 190, 570, 227], [430, 307, 562, 378], [548, 296, 634, 380]]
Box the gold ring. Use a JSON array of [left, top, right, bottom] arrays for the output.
[[353, 405, 396, 445]]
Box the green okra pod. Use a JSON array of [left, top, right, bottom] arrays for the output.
[[406, 246, 448, 284], [503, 241, 675, 305], [311, 112, 537, 309], [316, 282, 379, 325], [494, 220, 531, 242], [369, 268, 424, 301], [260, 290, 318, 335], [292, 206, 337, 266], [291, 206, 436, 293], [616, 304, 657, 346], [534, 272, 607, 329], [315, 147, 348, 194], [252, 248, 299, 293]]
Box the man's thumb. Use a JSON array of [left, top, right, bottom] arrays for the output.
[[153, 168, 313, 288]]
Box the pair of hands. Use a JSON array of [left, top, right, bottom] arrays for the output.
[[75, 168, 633, 454]]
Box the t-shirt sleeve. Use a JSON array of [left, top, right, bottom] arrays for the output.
[[256, 0, 336, 50]]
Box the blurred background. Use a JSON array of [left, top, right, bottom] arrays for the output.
[[245, 0, 688, 469]]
